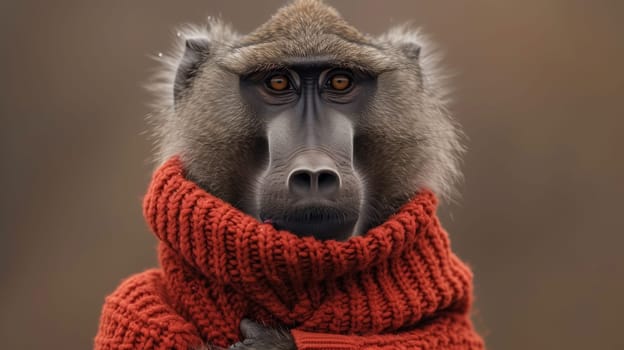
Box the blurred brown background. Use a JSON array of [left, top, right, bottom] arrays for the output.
[[1, 1, 623, 349]]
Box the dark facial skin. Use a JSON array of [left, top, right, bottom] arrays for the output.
[[239, 60, 376, 241]]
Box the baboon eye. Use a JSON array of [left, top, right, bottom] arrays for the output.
[[266, 75, 290, 91], [328, 74, 352, 91]]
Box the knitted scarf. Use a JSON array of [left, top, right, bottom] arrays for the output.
[[95, 157, 485, 350]]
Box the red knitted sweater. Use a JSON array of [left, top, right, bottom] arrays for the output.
[[94, 157, 485, 350]]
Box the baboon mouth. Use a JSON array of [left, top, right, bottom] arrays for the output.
[[261, 208, 358, 241]]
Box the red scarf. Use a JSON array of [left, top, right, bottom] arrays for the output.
[[95, 157, 485, 349]]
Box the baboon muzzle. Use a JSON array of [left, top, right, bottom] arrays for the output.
[[261, 106, 361, 240]]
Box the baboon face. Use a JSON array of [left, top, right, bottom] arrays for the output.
[[239, 64, 375, 240], [152, 0, 463, 241]]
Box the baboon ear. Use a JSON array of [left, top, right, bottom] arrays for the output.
[[174, 38, 211, 103], [398, 41, 421, 60]]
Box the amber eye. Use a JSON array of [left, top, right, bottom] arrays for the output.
[[329, 74, 352, 91], [267, 75, 290, 91]]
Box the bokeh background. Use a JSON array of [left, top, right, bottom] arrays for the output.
[[1, 1, 623, 349]]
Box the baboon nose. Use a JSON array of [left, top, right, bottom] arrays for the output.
[[289, 169, 340, 196], [287, 152, 341, 198]]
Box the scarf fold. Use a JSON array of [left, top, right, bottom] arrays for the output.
[[95, 157, 485, 350]]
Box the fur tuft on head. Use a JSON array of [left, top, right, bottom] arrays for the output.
[[374, 25, 465, 202], [146, 18, 241, 165]]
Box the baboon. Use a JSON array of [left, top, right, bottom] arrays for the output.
[[152, 0, 462, 242], [121, 0, 466, 349]]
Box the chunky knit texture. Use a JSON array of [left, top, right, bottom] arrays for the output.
[[94, 157, 485, 350]]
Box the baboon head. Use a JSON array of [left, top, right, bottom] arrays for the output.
[[150, 0, 463, 241]]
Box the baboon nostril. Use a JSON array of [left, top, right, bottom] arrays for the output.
[[289, 171, 312, 194], [318, 170, 339, 195]]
